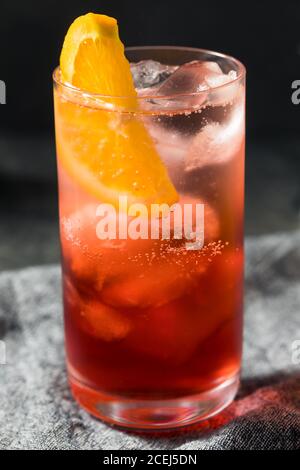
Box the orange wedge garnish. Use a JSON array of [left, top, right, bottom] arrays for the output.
[[55, 13, 178, 207]]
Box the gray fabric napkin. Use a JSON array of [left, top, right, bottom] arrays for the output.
[[0, 231, 300, 450]]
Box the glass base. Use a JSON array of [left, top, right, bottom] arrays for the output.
[[69, 373, 239, 430]]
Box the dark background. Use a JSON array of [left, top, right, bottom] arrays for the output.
[[0, 0, 299, 269]]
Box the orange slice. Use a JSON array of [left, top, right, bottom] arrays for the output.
[[55, 13, 178, 207], [60, 14, 135, 96]]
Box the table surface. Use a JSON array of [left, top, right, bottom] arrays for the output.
[[0, 132, 300, 449]]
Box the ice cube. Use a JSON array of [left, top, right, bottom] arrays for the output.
[[130, 60, 178, 89], [158, 61, 222, 95], [101, 263, 195, 309], [155, 61, 240, 110], [154, 60, 212, 110], [185, 103, 244, 170], [207, 70, 241, 107], [175, 196, 220, 244], [205, 69, 237, 88], [145, 121, 187, 174], [61, 204, 156, 289], [65, 278, 132, 341], [80, 299, 132, 341], [144, 60, 229, 112]]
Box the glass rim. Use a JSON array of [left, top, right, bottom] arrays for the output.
[[53, 45, 246, 102]]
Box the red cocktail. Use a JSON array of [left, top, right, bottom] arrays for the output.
[[54, 14, 245, 429]]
